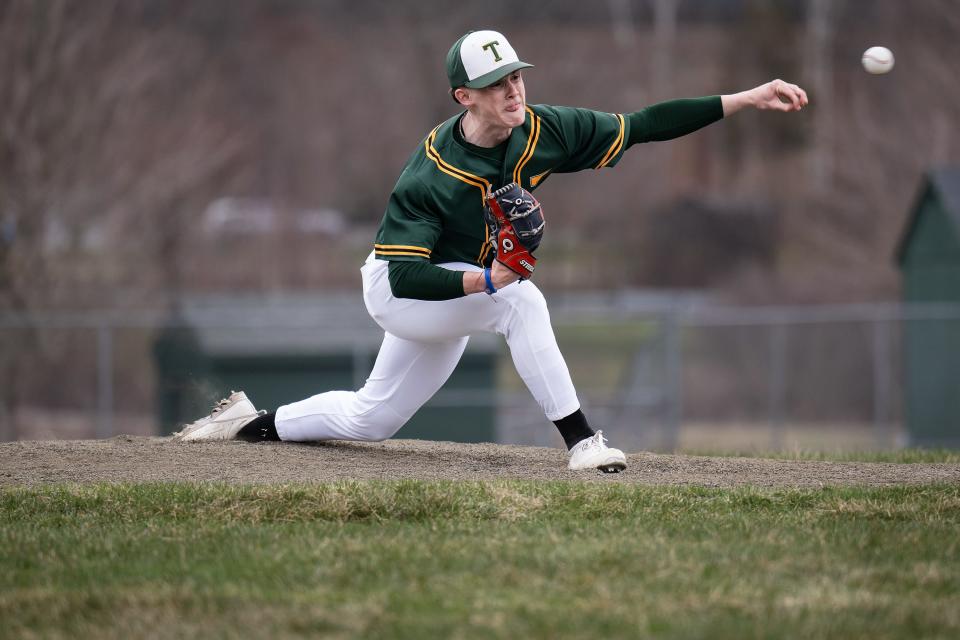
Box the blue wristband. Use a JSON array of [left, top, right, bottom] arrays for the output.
[[483, 267, 497, 295]]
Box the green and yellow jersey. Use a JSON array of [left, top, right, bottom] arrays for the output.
[[375, 104, 631, 267], [375, 96, 723, 299]]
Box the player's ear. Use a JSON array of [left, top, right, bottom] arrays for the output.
[[452, 87, 471, 106]]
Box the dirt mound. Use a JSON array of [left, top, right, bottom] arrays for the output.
[[2, 437, 958, 487]]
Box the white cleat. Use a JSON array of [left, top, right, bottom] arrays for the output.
[[568, 430, 627, 473], [173, 391, 264, 442]]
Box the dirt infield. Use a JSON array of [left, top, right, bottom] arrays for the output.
[[1, 436, 958, 487]]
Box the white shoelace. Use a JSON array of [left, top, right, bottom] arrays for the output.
[[210, 398, 230, 415], [579, 430, 607, 452]]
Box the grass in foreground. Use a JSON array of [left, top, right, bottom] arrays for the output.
[[1, 481, 959, 639], [684, 448, 960, 463]]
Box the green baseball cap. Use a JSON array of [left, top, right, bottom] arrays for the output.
[[446, 30, 534, 89]]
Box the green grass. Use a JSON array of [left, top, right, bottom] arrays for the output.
[[684, 448, 960, 463], [2, 481, 959, 639]]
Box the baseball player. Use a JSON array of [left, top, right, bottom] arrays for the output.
[[175, 30, 807, 472]]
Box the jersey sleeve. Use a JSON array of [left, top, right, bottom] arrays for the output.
[[627, 96, 723, 145], [544, 105, 631, 173], [374, 170, 441, 262]]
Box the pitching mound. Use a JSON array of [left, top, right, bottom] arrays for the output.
[[1, 436, 958, 487]]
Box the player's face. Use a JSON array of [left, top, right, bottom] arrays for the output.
[[472, 71, 526, 130]]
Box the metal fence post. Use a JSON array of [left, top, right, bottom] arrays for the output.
[[663, 311, 682, 451], [352, 342, 370, 390], [872, 317, 893, 448], [0, 389, 10, 443], [768, 321, 787, 450], [96, 323, 114, 439]]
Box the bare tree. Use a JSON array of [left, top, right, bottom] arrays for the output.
[[805, 0, 835, 194], [0, 0, 252, 306], [0, 0, 251, 438]]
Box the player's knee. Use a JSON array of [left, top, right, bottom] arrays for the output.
[[503, 281, 549, 317], [355, 420, 404, 442], [349, 405, 408, 442]]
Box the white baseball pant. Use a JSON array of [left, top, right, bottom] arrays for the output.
[[275, 252, 580, 442]]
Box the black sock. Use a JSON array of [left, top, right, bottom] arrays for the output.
[[236, 412, 280, 441], [553, 409, 595, 450]]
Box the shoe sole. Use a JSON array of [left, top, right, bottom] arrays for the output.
[[594, 453, 627, 473], [178, 414, 260, 441], [569, 455, 628, 473], [179, 424, 235, 441], [599, 461, 627, 473]]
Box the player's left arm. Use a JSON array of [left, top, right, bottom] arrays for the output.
[[549, 79, 809, 171], [626, 78, 807, 146]]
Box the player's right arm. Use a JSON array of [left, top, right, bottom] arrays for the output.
[[390, 260, 517, 297], [377, 171, 516, 299]]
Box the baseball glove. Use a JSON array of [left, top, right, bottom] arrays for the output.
[[483, 182, 545, 279]]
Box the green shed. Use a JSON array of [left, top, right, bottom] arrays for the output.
[[154, 294, 498, 443], [896, 168, 960, 447]]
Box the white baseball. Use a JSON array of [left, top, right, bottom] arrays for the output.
[[862, 46, 894, 74]]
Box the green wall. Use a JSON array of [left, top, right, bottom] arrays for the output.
[[900, 189, 960, 446], [155, 335, 496, 443]]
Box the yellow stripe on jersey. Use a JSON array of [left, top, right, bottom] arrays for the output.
[[477, 226, 492, 265], [425, 127, 491, 201], [374, 250, 432, 258], [512, 108, 541, 186], [530, 169, 552, 187], [374, 243, 431, 259], [595, 113, 626, 169], [424, 125, 493, 265], [478, 236, 493, 265]]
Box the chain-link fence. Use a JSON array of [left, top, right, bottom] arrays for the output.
[[1, 300, 957, 452], [503, 301, 919, 453]]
